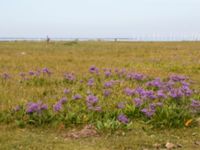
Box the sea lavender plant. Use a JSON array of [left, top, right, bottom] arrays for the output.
[[117, 114, 129, 124], [73, 94, 82, 100], [87, 78, 94, 86], [89, 65, 99, 74], [104, 81, 114, 88], [124, 87, 135, 96], [141, 107, 155, 118], [64, 73, 76, 82], [133, 98, 143, 107], [42, 68, 52, 76], [103, 90, 111, 97], [26, 101, 48, 114]]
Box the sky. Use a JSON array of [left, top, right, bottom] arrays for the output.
[[0, 0, 200, 39]]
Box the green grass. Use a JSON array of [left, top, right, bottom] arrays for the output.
[[0, 41, 200, 149]]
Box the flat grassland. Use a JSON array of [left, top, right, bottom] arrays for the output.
[[0, 41, 200, 149]]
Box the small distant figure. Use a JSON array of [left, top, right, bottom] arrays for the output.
[[46, 36, 50, 43]]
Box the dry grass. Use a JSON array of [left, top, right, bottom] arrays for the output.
[[0, 41, 200, 149]]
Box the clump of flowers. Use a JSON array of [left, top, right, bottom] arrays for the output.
[[26, 101, 48, 114], [2, 66, 199, 129], [89, 65, 99, 74], [86, 95, 101, 111], [117, 114, 129, 124], [53, 97, 67, 112], [64, 73, 76, 82], [73, 94, 82, 100]]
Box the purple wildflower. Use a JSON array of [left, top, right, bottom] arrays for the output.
[[124, 88, 135, 96], [103, 68, 112, 77], [53, 98, 67, 112], [64, 73, 76, 81], [42, 68, 51, 76], [135, 87, 145, 95], [87, 78, 94, 86], [133, 98, 143, 107], [89, 65, 99, 74], [191, 100, 200, 110], [117, 114, 129, 124], [103, 90, 111, 97], [29, 71, 35, 76], [104, 81, 114, 88], [157, 90, 167, 99], [86, 95, 101, 111], [181, 85, 193, 96], [145, 90, 157, 100], [26, 101, 48, 114], [150, 102, 163, 110], [169, 88, 184, 99], [59, 97, 67, 104], [73, 94, 82, 100], [115, 68, 126, 77], [170, 75, 186, 82], [86, 95, 98, 105], [53, 102, 62, 112], [146, 78, 163, 88], [141, 107, 155, 117], [127, 73, 145, 81]]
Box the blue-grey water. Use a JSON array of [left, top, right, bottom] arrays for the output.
[[0, 37, 199, 42]]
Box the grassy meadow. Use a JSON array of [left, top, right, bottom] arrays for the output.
[[0, 41, 200, 149]]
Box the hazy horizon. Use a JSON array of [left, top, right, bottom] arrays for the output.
[[1, 0, 200, 39]]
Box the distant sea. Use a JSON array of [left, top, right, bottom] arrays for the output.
[[0, 37, 199, 42]]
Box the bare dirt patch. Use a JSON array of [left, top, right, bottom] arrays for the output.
[[64, 125, 99, 139]]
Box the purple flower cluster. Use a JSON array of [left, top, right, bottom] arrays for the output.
[[89, 65, 99, 74], [170, 75, 187, 82], [64, 73, 76, 81], [146, 78, 163, 88], [124, 87, 135, 96], [86, 95, 101, 111], [53, 97, 67, 112], [42, 68, 52, 76], [103, 90, 111, 97], [133, 98, 143, 107], [26, 101, 48, 114], [87, 78, 94, 86], [157, 90, 167, 99], [103, 68, 112, 77], [115, 68, 126, 77], [191, 100, 200, 112], [127, 73, 145, 81], [6, 66, 200, 126], [141, 107, 155, 118], [73, 94, 82, 100], [104, 81, 114, 88], [117, 114, 129, 124]]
